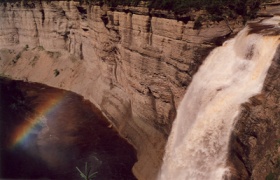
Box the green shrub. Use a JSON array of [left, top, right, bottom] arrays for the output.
[[47, 51, 61, 59], [266, 172, 277, 180], [53, 69, 60, 77], [38, 46, 45, 51], [12, 53, 21, 64], [76, 162, 97, 180], [24, 44, 29, 51], [29, 55, 39, 67], [193, 16, 203, 29]]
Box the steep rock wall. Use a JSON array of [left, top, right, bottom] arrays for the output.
[[1, 1, 278, 179], [0, 2, 240, 179]]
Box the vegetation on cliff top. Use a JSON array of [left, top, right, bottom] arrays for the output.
[[1, 0, 272, 21], [88, 0, 270, 20]]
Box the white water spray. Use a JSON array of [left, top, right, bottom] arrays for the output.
[[159, 17, 280, 180]]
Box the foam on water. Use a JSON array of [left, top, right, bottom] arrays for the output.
[[158, 17, 280, 180]]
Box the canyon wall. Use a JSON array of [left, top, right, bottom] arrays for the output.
[[0, 1, 279, 179]]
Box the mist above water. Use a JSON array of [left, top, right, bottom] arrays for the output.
[[0, 78, 136, 180], [159, 16, 280, 180]]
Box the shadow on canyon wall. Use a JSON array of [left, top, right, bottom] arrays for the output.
[[0, 77, 137, 179]]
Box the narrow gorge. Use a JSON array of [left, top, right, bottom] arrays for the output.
[[0, 1, 279, 179]]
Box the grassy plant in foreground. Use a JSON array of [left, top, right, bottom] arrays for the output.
[[53, 69, 60, 77], [76, 162, 97, 180]]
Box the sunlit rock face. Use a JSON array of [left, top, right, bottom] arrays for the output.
[[0, 1, 242, 179], [0, 1, 279, 179]]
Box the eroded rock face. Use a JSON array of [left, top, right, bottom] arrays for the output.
[[0, 2, 240, 179], [2, 1, 278, 179]]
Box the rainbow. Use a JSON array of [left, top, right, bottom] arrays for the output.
[[9, 91, 66, 149]]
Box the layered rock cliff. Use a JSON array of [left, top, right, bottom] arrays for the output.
[[0, 1, 279, 179]]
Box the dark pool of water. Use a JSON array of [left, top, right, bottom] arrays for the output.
[[0, 78, 137, 180]]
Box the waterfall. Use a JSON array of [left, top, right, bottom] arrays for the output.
[[159, 16, 280, 180]]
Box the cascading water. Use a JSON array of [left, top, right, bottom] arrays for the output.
[[159, 16, 280, 180]]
